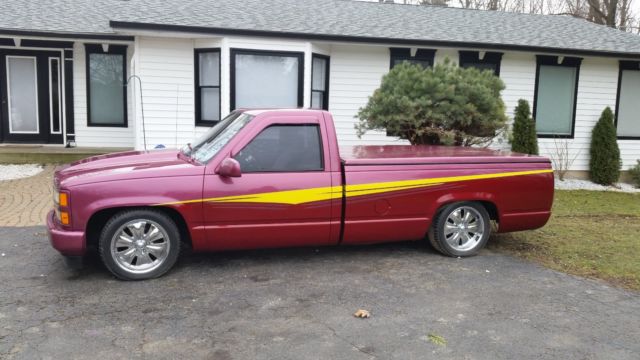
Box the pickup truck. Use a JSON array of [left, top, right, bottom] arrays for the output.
[[48, 109, 554, 280]]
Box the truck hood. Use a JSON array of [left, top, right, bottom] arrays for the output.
[[55, 149, 205, 188]]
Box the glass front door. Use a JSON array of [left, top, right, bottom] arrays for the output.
[[0, 49, 63, 144]]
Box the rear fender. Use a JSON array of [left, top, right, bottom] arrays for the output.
[[427, 192, 499, 227]]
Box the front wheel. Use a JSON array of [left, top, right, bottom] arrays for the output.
[[428, 202, 491, 257], [99, 209, 181, 280]]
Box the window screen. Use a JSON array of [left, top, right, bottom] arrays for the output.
[[232, 50, 303, 110], [235, 125, 323, 172], [389, 48, 435, 69], [617, 68, 640, 138], [534, 63, 578, 137], [86, 45, 127, 126], [311, 55, 329, 110], [459, 51, 503, 76], [195, 49, 221, 125]]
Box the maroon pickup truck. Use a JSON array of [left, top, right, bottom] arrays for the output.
[[48, 109, 554, 280]]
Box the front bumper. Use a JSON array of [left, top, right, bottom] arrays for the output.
[[46, 210, 86, 256]]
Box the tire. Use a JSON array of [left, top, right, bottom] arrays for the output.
[[428, 202, 491, 257], [98, 209, 181, 280]]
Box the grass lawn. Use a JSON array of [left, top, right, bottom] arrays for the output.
[[488, 190, 640, 291]]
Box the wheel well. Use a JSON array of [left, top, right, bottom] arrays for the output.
[[85, 206, 192, 252], [477, 201, 499, 222], [434, 200, 499, 222]]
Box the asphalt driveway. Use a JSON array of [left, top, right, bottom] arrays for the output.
[[1, 226, 639, 359]]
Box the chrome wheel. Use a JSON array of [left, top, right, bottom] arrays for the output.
[[110, 219, 170, 275], [443, 206, 485, 252]]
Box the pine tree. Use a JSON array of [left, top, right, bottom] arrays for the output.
[[589, 107, 621, 185], [356, 60, 507, 146], [510, 99, 539, 155]]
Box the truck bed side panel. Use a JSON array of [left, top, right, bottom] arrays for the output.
[[342, 162, 553, 245]]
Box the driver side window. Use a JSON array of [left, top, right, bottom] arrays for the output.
[[235, 124, 323, 172]]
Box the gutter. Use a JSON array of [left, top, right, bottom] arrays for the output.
[[0, 28, 135, 42], [109, 21, 640, 60]]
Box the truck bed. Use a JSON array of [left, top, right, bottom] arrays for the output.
[[340, 145, 550, 166]]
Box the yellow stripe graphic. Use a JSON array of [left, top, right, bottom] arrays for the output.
[[156, 169, 552, 206]]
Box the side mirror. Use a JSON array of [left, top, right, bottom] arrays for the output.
[[217, 158, 242, 178]]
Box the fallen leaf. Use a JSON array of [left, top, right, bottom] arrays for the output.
[[353, 309, 370, 318], [427, 333, 447, 346]]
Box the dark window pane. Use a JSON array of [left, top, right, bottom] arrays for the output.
[[311, 91, 323, 110], [617, 69, 640, 137], [312, 57, 327, 91], [50, 58, 61, 133], [392, 58, 431, 68], [461, 62, 497, 74], [235, 125, 323, 172], [235, 54, 300, 108], [88, 53, 125, 125], [201, 88, 220, 121], [535, 65, 576, 136], [199, 52, 220, 86]]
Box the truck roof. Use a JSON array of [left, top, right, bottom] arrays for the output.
[[243, 108, 326, 116], [340, 145, 550, 165]]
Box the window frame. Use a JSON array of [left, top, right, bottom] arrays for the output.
[[194, 48, 221, 126], [389, 48, 436, 69], [458, 51, 503, 76], [614, 60, 640, 140], [533, 55, 582, 139], [311, 53, 330, 111], [230, 48, 304, 111], [84, 44, 128, 128], [234, 123, 325, 173]]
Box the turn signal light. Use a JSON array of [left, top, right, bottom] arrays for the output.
[[59, 193, 69, 207], [60, 211, 70, 225]]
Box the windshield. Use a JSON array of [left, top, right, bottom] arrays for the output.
[[181, 112, 254, 163]]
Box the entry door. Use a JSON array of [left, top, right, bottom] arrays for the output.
[[0, 49, 63, 144]]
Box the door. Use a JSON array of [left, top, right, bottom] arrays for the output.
[[0, 49, 63, 144], [202, 114, 337, 251]]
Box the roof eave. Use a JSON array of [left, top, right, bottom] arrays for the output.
[[109, 20, 640, 60]]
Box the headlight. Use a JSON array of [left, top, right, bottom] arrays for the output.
[[53, 190, 71, 226]]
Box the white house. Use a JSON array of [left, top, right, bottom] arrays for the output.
[[1, 0, 640, 175]]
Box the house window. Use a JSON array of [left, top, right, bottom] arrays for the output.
[[459, 51, 503, 76], [235, 125, 323, 172], [533, 56, 581, 138], [231, 49, 304, 110], [195, 49, 221, 125], [390, 48, 435, 69], [311, 54, 330, 110], [85, 44, 127, 127], [615, 61, 640, 139]]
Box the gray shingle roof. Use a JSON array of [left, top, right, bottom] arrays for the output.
[[2, 0, 640, 56]]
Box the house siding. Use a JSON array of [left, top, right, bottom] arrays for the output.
[[328, 44, 406, 145], [126, 35, 640, 171], [134, 36, 200, 149]]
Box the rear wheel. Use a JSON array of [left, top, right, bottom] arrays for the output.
[[428, 202, 491, 257], [98, 209, 180, 280]]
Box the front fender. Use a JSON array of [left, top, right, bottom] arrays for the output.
[[68, 176, 204, 232]]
